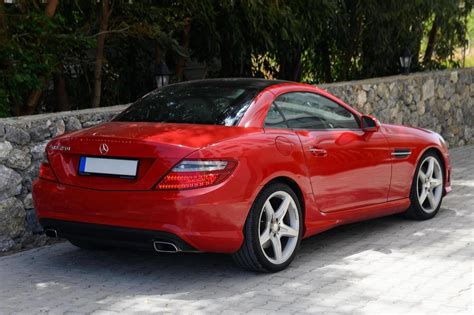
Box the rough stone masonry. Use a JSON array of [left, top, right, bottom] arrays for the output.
[[0, 68, 472, 252]]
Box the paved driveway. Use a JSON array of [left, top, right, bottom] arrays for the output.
[[0, 146, 472, 315]]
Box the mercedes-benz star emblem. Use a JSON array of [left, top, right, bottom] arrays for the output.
[[99, 143, 109, 155]]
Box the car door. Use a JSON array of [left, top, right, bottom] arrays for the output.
[[273, 92, 391, 213]]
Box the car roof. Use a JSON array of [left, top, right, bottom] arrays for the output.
[[164, 78, 291, 91]]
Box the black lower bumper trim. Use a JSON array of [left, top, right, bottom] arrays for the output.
[[39, 219, 197, 252]]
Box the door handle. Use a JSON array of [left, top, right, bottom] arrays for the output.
[[309, 147, 327, 156]]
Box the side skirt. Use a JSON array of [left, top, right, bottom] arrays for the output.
[[303, 198, 410, 238]]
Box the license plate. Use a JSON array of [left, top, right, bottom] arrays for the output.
[[78, 156, 138, 178]]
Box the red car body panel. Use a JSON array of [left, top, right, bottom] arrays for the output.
[[33, 81, 451, 253]]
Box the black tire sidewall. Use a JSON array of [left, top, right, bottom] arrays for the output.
[[409, 152, 444, 219], [247, 183, 303, 272]]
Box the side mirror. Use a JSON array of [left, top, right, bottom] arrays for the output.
[[361, 115, 379, 132]]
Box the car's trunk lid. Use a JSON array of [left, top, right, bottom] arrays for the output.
[[46, 122, 254, 191]]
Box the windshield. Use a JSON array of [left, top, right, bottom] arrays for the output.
[[114, 84, 259, 126]]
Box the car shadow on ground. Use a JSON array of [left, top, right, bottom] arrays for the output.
[[28, 209, 467, 275], [0, 204, 469, 313], [27, 207, 466, 274]]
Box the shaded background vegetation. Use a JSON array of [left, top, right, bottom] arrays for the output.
[[0, 0, 472, 117]]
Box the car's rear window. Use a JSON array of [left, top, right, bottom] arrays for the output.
[[114, 84, 259, 126]]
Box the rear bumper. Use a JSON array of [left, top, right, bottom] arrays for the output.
[[33, 178, 252, 253], [40, 218, 198, 252]]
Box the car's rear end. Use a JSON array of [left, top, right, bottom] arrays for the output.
[[33, 80, 275, 253]]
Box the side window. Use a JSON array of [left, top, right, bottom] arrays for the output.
[[264, 104, 288, 129], [274, 92, 359, 130]]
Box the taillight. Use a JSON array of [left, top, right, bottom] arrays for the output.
[[39, 152, 57, 181], [156, 159, 237, 190]]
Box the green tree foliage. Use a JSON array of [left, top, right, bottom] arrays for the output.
[[0, 0, 472, 117]]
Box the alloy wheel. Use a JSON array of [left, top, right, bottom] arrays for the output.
[[258, 191, 300, 265], [416, 156, 443, 213]]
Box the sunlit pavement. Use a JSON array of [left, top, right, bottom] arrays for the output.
[[0, 146, 472, 315]]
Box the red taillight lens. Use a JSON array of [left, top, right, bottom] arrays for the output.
[[39, 161, 57, 182], [156, 160, 237, 190]]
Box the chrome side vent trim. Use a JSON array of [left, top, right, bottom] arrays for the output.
[[391, 149, 412, 158]]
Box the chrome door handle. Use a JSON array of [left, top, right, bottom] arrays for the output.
[[309, 147, 327, 156]]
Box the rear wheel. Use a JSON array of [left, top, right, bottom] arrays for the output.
[[232, 183, 303, 272], [404, 152, 444, 220]]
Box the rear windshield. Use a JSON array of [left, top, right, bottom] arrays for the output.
[[114, 84, 259, 126]]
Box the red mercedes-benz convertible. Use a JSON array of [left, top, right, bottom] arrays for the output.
[[33, 79, 451, 272]]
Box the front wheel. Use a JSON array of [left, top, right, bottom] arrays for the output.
[[404, 152, 444, 220], [232, 183, 303, 272]]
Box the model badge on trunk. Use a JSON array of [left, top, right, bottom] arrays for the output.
[[49, 145, 71, 151]]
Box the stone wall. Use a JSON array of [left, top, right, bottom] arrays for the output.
[[320, 68, 473, 147], [0, 106, 125, 252], [0, 68, 472, 252]]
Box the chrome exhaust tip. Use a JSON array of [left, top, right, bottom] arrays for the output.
[[44, 228, 58, 238], [153, 241, 180, 253]]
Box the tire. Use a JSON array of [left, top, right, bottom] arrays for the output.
[[232, 182, 303, 272], [68, 238, 109, 250], [404, 152, 445, 220]]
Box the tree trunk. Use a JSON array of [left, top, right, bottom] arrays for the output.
[[23, 0, 60, 115], [292, 58, 302, 82], [45, 0, 59, 18], [0, 1, 6, 43], [277, 48, 302, 81], [54, 63, 70, 111], [423, 15, 439, 64], [341, 1, 360, 81], [278, 58, 287, 80], [91, 0, 111, 108], [320, 38, 332, 83], [153, 44, 162, 89], [175, 17, 191, 82], [411, 22, 425, 71], [0, 1, 17, 115], [24, 89, 44, 115], [220, 31, 234, 77]]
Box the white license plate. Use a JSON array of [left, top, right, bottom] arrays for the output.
[[79, 156, 138, 178]]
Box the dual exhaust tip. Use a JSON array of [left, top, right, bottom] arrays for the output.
[[153, 241, 180, 253], [44, 229, 183, 254], [44, 228, 58, 238]]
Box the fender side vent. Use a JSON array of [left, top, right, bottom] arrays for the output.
[[391, 149, 412, 158]]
